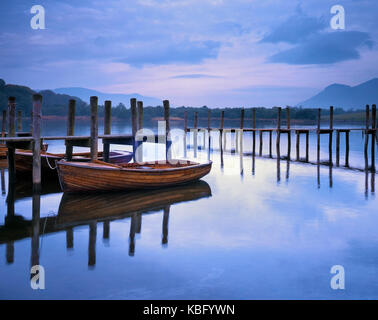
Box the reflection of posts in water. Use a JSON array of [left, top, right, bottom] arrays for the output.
[[162, 206, 170, 247], [6, 242, 14, 264], [103, 221, 110, 243], [136, 214, 142, 234], [129, 214, 137, 256], [1, 169, 5, 195], [317, 163, 320, 189], [329, 165, 333, 188], [31, 192, 41, 268], [365, 169, 369, 199], [276, 156, 281, 183], [66, 227, 74, 249], [371, 170, 375, 193], [286, 159, 290, 181], [88, 222, 97, 267]]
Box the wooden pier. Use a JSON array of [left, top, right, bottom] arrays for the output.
[[186, 104, 377, 172]]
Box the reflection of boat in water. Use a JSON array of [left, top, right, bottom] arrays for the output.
[[57, 180, 212, 225], [56, 159, 212, 193], [15, 150, 133, 176]]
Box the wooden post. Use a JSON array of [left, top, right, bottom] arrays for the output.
[[194, 111, 198, 156], [240, 108, 244, 129], [276, 107, 281, 158], [329, 106, 333, 165], [345, 131, 350, 167], [163, 100, 171, 161], [305, 131, 309, 162], [17, 110, 22, 132], [1, 110, 6, 137], [269, 131, 272, 158], [259, 130, 263, 156], [32, 94, 42, 191], [372, 104, 376, 172], [8, 97, 16, 137], [220, 110, 224, 153], [103, 100, 111, 163], [336, 130, 340, 166], [7, 97, 16, 187], [252, 108, 256, 157], [317, 108, 321, 163], [90, 96, 98, 161], [296, 132, 300, 161], [286, 107, 291, 159], [66, 99, 76, 161], [130, 98, 137, 161], [364, 105, 370, 169], [207, 109, 211, 130], [137, 101, 143, 162], [207, 109, 211, 153], [184, 111, 188, 156]]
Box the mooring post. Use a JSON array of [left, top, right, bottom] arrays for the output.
[[220, 110, 225, 151], [336, 130, 340, 166], [269, 130, 272, 158], [317, 108, 321, 163], [237, 108, 244, 154], [17, 110, 22, 132], [7, 97, 16, 186], [296, 132, 300, 161], [345, 130, 350, 167], [130, 98, 137, 162], [286, 107, 291, 159], [163, 100, 171, 161], [372, 104, 376, 172], [364, 105, 370, 169], [184, 111, 188, 156], [66, 99, 76, 161], [259, 130, 263, 156], [32, 94, 42, 192], [305, 131, 309, 162], [137, 101, 143, 162], [90, 96, 98, 161], [103, 100, 112, 163], [252, 108, 256, 157], [276, 107, 281, 158], [207, 109, 211, 152], [329, 106, 333, 165], [193, 111, 198, 156], [1, 110, 6, 137]]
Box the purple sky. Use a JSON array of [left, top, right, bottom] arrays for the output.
[[0, 0, 377, 107]]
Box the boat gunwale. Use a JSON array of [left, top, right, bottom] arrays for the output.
[[57, 159, 212, 173]]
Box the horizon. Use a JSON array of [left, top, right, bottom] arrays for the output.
[[1, 1, 378, 107]]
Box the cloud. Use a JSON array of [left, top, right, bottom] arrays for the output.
[[260, 6, 326, 44], [170, 74, 221, 79], [269, 31, 373, 65], [118, 40, 221, 67]]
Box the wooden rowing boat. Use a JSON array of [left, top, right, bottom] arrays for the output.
[[57, 159, 212, 193], [15, 150, 133, 176], [57, 180, 211, 225]]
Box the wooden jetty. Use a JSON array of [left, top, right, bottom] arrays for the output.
[[186, 104, 377, 172]]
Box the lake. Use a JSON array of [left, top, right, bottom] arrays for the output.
[[0, 120, 377, 299]]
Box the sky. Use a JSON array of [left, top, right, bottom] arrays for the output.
[[0, 0, 377, 107]]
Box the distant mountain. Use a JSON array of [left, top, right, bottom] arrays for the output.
[[0, 79, 88, 115], [298, 78, 378, 109], [54, 87, 162, 107]]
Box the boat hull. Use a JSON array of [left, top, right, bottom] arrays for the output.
[[57, 160, 212, 193]]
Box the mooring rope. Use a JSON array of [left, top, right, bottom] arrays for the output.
[[45, 155, 57, 170], [39, 211, 57, 255]]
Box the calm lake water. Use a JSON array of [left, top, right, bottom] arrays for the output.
[[0, 120, 377, 299]]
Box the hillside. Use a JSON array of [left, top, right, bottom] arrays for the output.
[[54, 87, 162, 107], [298, 78, 378, 109], [0, 79, 88, 116]]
